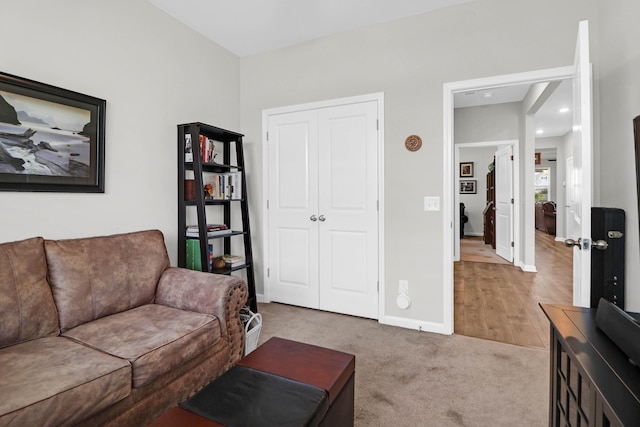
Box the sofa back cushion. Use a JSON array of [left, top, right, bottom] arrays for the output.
[[0, 237, 59, 348], [45, 230, 170, 332]]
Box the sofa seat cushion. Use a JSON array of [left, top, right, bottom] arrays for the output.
[[0, 336, 130, 426], [63, 304, 221, 388]]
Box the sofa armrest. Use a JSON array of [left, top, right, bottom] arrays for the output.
[[155, 267, 248, 365]]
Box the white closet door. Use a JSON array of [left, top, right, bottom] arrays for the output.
[[267, 110, 319, 308], [317, 101, 379, 319]]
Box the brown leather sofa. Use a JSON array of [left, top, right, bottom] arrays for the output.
[[0, 230, 247, 427]]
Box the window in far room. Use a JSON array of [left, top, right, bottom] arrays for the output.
[[534, 167, 550, 202]]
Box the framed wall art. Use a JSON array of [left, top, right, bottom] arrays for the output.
[[460, 162, 474, 177], [459, 180, 477, 194], [0, 71, 105, 192]]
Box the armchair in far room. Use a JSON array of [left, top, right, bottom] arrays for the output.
[[542, 201, 557, 236]]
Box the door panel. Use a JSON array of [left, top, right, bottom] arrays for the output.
[[268, 110, 319, 308], [570, 20, 593, 307], [318, 102, 379, 318], [495, 145, 513, 262]]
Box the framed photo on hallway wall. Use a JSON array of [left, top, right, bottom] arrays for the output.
[[460, 162, 474, 177], [0, 71, 106, 193], [460, 180, 476, 194]]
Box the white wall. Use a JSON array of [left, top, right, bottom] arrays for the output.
[[598, 0, 640, 311], [0, 0, 240, 266], [240, 0, 598, 327]]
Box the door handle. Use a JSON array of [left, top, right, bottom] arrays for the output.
[[318, 215, 326, 222], [564, 238, 591, 250], [310, 215, 318, 222], [592, 240, 609, 250], [564, 238, 581, 248]]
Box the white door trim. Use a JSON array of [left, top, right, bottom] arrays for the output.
[[261, 92, 385, 319], [443, 67, 574, 335]]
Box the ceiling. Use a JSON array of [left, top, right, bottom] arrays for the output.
[[454, 79, 574, 138], [148, 0, 572, 139], [147, 0, 473, 57]]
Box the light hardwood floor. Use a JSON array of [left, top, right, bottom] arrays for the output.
[[454, 231, 573, 348]]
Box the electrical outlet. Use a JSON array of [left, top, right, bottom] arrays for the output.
[[424, 196, 440, 211], [399, 280, 409, 295]]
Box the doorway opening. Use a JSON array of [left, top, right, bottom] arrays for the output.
[[443, 67, 577, 342]]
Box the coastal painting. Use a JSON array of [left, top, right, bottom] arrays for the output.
[[0, 72, 105, 192]]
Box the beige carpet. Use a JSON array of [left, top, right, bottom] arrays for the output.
[[256, 302, 548, 427]]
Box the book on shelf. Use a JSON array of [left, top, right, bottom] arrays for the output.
[[186, 224, 232, 237], [186, 241, 214, 271], [199, 134, 218, 163], [205, 171, 242, 200], [222, 254, 244, 267], [184, 133, 193, 162]]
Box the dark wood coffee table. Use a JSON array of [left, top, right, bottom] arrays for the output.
[[149, 337, 355, 426]]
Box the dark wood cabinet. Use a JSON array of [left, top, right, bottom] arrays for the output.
[[483, 167, 495, 248], [540, 304, 640, 426], [177, 122, 257, 312]]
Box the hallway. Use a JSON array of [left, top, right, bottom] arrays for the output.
[[454, 231, 573, 348]]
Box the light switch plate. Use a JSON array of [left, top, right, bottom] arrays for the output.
[[424, 196, 440, 211]]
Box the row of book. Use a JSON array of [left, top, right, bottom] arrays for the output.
[[184, 133, 218, 163], [185, 239, 245, 271], [206, 172, 242, 200], [186, 224, 233, 238], [185, 240, 213, 271]]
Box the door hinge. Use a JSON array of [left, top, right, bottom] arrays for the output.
[[510, 155, 514, 161], [377, 281, 379, 292], [511, 242, 514, 247], [267, 268, 270, 278], [267, 200, 269, 210], [511, 198, 514, 204], [376, 119, 379, 130], [377, 200, 379, 211], [266, 131, 269, 142]]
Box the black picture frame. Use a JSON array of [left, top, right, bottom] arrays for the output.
[[0, 71, 105, 192], [460, 180, 476, 194], [460, 162, 474, 177]]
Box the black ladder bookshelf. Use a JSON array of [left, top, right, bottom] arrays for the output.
[[177, 122, 257, 312]]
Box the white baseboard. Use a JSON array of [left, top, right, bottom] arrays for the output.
[[462, 232, 483, 237], [514, 259, 537, 272], [379, 315, 452, 335], [256, 293, 268, 303]]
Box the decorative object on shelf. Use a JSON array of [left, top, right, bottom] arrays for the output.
[[404, 134, 422, 152], [204, 183, 213, 199], [213, 257, 226, 269], [460, 162, 474, 177], [0, 71, 105, 193], [184, 179, 196, 200], [459, 180, 477, 194]]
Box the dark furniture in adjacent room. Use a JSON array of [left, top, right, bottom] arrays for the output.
[[483, 167, 495, 248], [460, 202, 468, 238], [540, 304, 640, 426]]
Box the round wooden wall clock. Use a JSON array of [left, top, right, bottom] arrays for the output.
[[405, 135, 422, 152]]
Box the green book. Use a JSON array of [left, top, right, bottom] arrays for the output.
[[186, 240, 202, 271]]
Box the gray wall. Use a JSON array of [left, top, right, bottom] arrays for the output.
[[0, 0, 240, 266], [240, 0, 600, 324], [598, 0, 640, 310]]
